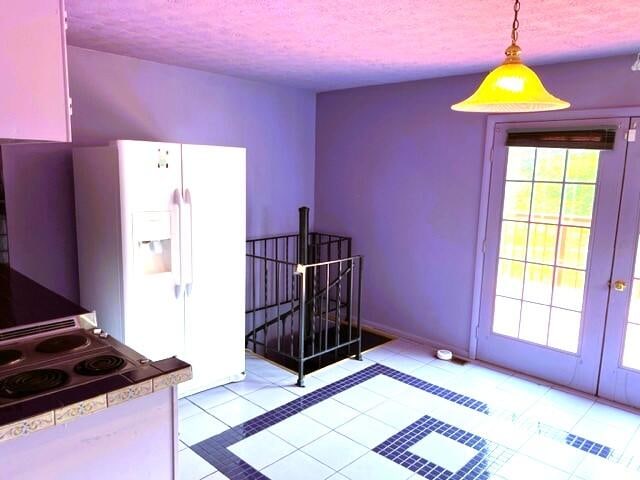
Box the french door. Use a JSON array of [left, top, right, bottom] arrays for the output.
[[599, 117, 640, 406], [477, 117, 640, 407]]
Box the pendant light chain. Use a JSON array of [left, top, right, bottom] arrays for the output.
[[511, 0, 521, 45]]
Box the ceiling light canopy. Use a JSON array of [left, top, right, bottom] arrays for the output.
[[452, 0, 570, 113]]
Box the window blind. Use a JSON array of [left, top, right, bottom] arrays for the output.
[[506, 129, 616, 150]]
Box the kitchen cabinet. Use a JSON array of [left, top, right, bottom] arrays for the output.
[[0, 0, 72, 143], [0, 387, 179, 480]]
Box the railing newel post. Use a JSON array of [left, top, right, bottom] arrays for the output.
[[356, 256, 363, 361], [297, 266, 306, 387]]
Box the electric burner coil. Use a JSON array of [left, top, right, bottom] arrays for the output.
[[74, 355, 126, 376], [35, 334, 90, 354], [0, 369, 69, 399]]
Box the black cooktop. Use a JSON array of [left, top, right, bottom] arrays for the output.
[[0, 355, 189, 427], [0, 349, 23, 367]]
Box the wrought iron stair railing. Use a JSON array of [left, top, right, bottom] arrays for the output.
[[246, 207, 363, 386]]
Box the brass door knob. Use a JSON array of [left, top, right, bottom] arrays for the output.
[[611, 280, 627, 292]]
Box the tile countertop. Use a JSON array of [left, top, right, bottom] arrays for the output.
[[0, 356, 192, 442]]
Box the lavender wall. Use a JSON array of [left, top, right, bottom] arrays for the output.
[[2, 46, 316, 301], [68, 47, 316, 236], [315, 54, 640, 355]]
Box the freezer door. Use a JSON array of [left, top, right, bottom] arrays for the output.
[[117, 140, 186, 361], [180, 144, 246, 395]]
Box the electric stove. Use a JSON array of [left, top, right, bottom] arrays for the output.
[[0, 314, 149, 406]]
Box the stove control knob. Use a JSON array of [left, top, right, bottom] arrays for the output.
[[92, 328, 102, 335], [99, 332, 109, 338], [139, 358, 150, 365]]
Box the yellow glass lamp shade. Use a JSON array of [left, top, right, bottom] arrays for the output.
[[452, 45, 570, 113]]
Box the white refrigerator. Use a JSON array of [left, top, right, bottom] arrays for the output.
[[73, 140, 246, 397]]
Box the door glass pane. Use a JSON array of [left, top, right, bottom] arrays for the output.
[[496, 259, 524, 298], [622, 241, 640, 371], [520, 302, 550, 345], [548, 308, 581, 353], [623, 324, 640, 371], [629, 281, 640, 322], [531, 183, 562, 224], [565, 150, 599, 182], [523, 263, 553, 304], [527, 224, 558, 265], [493, 296, 521, 337], [499, 221, 528, 260], [561, 184, 596, 228], [552, 268, 585, 311], [506, 147, 535, 180], [557, 226, 590, 269], [503, 182, 532, 221], [492, 147, 600, 353], [535, 148, 565, 181]]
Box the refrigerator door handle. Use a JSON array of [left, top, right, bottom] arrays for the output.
[[183, 188, 194, 296], [172, 188, 184, 299]]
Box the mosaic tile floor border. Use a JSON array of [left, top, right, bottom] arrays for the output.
[[191, 363, 620, 479], [375, 364, 613, 460], [374, 415, 515, 480]]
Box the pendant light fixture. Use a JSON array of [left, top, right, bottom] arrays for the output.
[[451, 0, 570, 113]]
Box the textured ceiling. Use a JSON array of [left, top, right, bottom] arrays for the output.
[[65, 0, 640, 91]]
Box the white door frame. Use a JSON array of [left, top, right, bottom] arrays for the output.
[[469, 106, 640, 360]]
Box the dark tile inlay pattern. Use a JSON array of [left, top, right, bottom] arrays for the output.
[[374, 415, 515, 480], [193, 364, 384, 478], [191, 363, 614, 479], [566, 433, 612, 458]]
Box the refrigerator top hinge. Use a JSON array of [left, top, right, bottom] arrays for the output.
[[626, 128, 637, 142]]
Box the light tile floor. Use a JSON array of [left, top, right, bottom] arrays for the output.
[[178, 339, 640, 480]]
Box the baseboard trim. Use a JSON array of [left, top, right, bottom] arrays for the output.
[[361, 318, 471, 360], [362, 320, 640, 415]]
